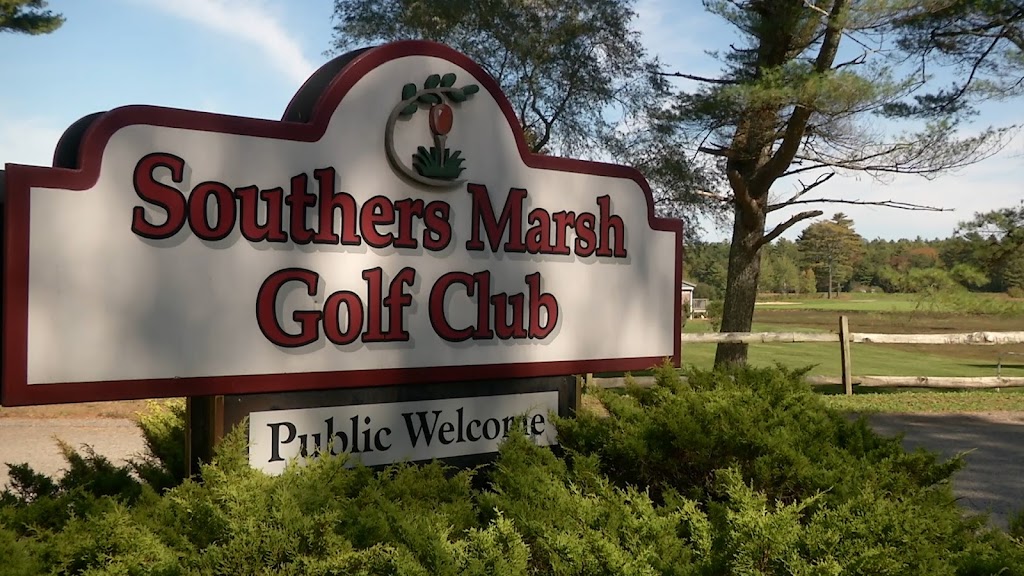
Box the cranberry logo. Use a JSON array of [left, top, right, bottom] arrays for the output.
[[384, 72, 479, 188]]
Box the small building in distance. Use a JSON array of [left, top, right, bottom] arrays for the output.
[[682, 280, 708, 318]]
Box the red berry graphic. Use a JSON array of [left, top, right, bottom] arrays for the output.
[[430, 103, 453, 136]]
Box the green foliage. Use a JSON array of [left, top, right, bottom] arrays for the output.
[[797, 213, 866, 296], [798, 268, 817, 294], [904, 267, 958, 293], [914, 289, 1024, 316], [4, 366, 1024, 573], [675, 0, 1008, 364], [557, 363, 962, 507], [692, 281, 717, 300], [893, 0, 1024, 114], [131, 399, 188, 492], [332, 0, 664, 158], [950, 263, 990, 289], [706, 299, 724, 330], [1, 0, 64, 35], [695, 227, 1024, 299]]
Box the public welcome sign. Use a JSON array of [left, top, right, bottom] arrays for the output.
[[1, 41, 682, 407]]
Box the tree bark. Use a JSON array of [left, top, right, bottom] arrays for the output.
[[714, 203, 766, 367]]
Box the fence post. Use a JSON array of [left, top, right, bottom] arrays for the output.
[[839, 315, 853, 395]]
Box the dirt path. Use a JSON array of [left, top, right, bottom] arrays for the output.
[[3, 410, 1024, 529]]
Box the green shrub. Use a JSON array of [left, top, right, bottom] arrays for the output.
[[3, 365, 1023, 574], [131, 399, 187, 492], [556, 362, 961, 507], [706, 299, 724, 329]]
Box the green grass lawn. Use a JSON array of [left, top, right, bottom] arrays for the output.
[[670, 292, 1024, 413], [680, 315, 1024, 378], [680, 341, 1024, 377]]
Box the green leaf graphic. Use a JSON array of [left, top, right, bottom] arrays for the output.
[[418, 93, 442, 105], [447, 88, 466, 102], [400, 102, 418, 116], [401, 83, 416, 100], [462, 84, 480, 95], [440, 73, 457, 88], [424, 74, 441, 89]]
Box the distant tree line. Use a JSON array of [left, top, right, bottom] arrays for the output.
[[686, 204, 1024, 299]]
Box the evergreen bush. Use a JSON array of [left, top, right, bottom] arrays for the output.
[[2, 366, 1023, 574]]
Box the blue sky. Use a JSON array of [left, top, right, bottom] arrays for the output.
[[2, 0, 1021, 242]]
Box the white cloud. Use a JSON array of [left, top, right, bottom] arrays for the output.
[[140, 0, 316, 87]]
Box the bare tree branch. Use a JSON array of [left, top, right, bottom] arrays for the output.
[[780, 162, 835, 178], [656, 71, 739, 85], [768, 171, 836, 212], [698, 145, 733, 157], [756, 210, 824, 249], [767, 197, 951, 211], [833, 51, 868, 70], [696, 189, 733, 203]]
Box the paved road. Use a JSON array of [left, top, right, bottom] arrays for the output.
[[2, 413, 1023, 528], [865, 411, 1024, 528]]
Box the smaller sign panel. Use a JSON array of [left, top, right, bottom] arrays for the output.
[[248, 391, 558, 474]]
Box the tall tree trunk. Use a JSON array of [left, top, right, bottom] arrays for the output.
[[828, 264, 833, 299], [714, 204, 765, 367]]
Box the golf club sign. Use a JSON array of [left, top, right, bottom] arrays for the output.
[[1, 41, 682, 408]]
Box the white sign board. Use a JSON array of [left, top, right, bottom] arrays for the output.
[[2, 41, 682, 406], [247, 391, 559, 473]]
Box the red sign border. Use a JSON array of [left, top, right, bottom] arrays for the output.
[[1, 40, 683, 406]]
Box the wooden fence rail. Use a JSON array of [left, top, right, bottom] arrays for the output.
[[668, 317, 1024, 394], [680, 331, 1024, 345], [594, 374, 1024, 391]]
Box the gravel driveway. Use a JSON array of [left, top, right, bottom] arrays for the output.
[[2, 412, 1023, 528]]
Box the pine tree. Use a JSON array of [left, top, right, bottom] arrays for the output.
[[797, 213, 865, 298], [1, 1, 64, 35], [662, 1, 1008, 365]]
